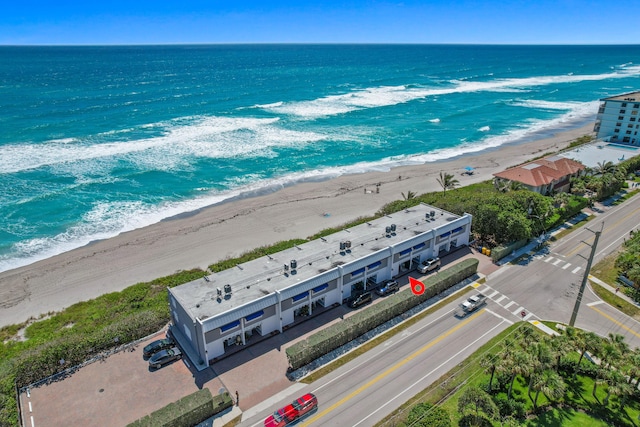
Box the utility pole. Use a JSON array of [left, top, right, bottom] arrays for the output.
[[569, 222, 604, 327]]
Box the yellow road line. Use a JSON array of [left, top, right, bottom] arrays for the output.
[[300, 309, 485, 426], [589, 305, 640, 339], [564, 208, 637, 258]]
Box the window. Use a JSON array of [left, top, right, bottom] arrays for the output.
[[621, 102, 627, 107], [633, 110, 638, 115], [619, 116, 624, 120], [626, 130, 632, 134], [617, 122, 622, 127], [635, 104, 640, 108], [623, 137, 631, 142], [614, 129, 620, 133], [620, 109, 626, 114], [631, 117, 636, 122], [629, 124, 634, 128]]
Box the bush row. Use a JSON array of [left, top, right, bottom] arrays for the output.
[[490, 239, 528, 262], [127, 389, 231, 427], [286, 258, 479, 370], [14, 310, 168, 388]]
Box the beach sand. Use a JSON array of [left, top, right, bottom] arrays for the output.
[[0, 124, 594, 328]]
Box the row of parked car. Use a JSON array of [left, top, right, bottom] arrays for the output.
[[143, 336, 182, 369], [348, 257, 441, 309]]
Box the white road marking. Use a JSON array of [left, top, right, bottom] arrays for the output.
[[562, 263, 571, 270], [478, 285, 492, 294], [487, 290, 500, 299], [572, 266, 582, 274], [494, 295, 509, 305], [484, 309, 514, 324], [523, 312, 535, 321], [512, 306, 526, 316], [553, 259, 564, 266], [29, 401, 32, 412], [503, 301, 518, 310], [351, 320, 507, 427], [587, 301, 605, 307], [544, 256, 554, 263], [31, 416, 34, 427]]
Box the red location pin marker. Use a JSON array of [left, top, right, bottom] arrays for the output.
[[409, 277, 425, 295]]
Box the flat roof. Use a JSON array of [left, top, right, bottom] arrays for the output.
[[602, 91, 640, 102], [171, 203, 467, 322]]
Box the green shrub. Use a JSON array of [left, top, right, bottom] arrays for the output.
[[127, 388, 225, 427], [491, 239, 528, 262]]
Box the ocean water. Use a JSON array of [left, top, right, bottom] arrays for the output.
[[1, 44, 640, 273]]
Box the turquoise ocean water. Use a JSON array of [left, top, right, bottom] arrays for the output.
[[1, 44, 640, 272]]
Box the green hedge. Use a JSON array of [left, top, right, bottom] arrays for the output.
[[14, 310, 168, 388], [127, 389, 231, 427], [490, 239, 528, 262], [286, 258, 479, 370]]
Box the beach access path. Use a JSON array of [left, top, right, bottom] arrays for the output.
[[0, 124, 594, 328]]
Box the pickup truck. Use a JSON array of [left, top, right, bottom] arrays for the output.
[[455, 293, 487, 317]]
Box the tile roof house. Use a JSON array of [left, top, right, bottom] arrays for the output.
[[493, 155, 586, 195]]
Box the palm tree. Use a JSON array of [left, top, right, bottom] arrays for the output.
[[401, 190, 416, 200], [507, 351, 532, 399], [577, 331, 601, 367], [603, 369, 627, 406], [532, 369, 566, 410], [479, 353, 500, 392], [594, 160, 616, 176], [436, 171, 459, 196]]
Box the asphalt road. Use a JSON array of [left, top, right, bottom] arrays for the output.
[[239, 193, 640, 427]]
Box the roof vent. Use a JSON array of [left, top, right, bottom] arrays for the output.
[[224, 284, 232, 294]]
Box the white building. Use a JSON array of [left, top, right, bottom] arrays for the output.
[[168, 203, 472, 370], [594, 91, 640, 145]]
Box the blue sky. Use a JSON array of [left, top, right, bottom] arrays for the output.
[[2, 0, 640, 45]]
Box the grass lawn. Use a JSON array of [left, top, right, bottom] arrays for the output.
[[524, 408, 610, 427]]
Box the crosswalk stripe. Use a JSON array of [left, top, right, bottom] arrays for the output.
[[544, 257, 554, 263], [562, 263, 571, 270], [512, 306, 526, 316], [553, 259, 564, 266], [572, 266, 581, 274], [487, 290, 500, 299], [495, 295, 509, 304], [503, 301, 518, 310]]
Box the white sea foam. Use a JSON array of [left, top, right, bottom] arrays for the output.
[[429, 118, 441, 123], [262, 64, 640, 119], [0, 116, 327, 174], [478, 126, 490, 132], [0, 100, 600, 274]]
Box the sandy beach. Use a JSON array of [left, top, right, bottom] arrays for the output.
[[0, 124, 594, 328]]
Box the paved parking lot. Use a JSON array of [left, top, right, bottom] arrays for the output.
[[20, 248, 495, 427], [21, 330, 225, 427]]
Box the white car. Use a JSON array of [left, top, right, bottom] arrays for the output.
[[418, 257, 441, 274]]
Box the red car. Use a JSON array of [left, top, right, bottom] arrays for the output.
[[264, 393, 318, 426]]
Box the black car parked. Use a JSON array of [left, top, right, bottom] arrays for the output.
[[375, 280, 399, 296], [143, 338, 175, 358], [349, 291, 372, 309], [148, 347, 182, 369]]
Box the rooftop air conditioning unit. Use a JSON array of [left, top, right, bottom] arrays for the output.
[[345, 240, 351, 249], [224, 284, 232, 294], [290, 259, 297, 269], [390, 224, 396, 232], [340, 241, 346, 250]]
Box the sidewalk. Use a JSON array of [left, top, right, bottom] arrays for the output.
[[588, 274, 639, 306]]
